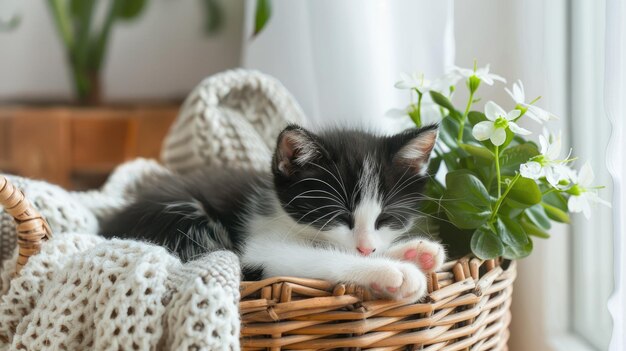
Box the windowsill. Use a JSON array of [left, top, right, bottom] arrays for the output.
[[549, 334, 597, 351]]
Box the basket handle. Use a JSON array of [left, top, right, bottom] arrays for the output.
[[0, 176, 53, 274]]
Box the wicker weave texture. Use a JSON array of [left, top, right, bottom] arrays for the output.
[[0, 176, 52, 273], [240, 258, 515, 350]]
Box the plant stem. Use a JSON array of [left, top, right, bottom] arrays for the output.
[[457, 90, 475, 142], [542, 188, 557, 196], [490, 173, 521, 222], [494, 145, 501, 197], [416, 91, 423, 127]]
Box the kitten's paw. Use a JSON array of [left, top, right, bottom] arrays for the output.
[[366, 262, 427, 302], [388, 239, 446, 273]]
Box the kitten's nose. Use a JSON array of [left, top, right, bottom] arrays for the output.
[[357, 247, 376, 256]]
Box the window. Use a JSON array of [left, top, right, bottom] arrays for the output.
[[569, 0, 614, 349]]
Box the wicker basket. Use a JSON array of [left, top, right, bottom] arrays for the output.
[[0, 175, 516, 350]]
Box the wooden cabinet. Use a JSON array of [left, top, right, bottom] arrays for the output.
[[0, 105, 178, 190]]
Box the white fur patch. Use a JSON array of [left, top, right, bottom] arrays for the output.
[[351, 156, 401, 252]]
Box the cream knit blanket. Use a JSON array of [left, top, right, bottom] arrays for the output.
[[0, 160, 241, 350], [0, 235, 240, 350]]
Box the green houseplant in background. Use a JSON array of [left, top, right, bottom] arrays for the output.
[[390, 63, 610, 259], [4, 0, 273, 104], [47, 0, 148, 104], [46, 0, 231, 104]]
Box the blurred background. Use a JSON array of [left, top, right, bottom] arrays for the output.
[[0, 1, 618, 350]]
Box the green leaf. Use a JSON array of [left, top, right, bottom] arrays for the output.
[[520, 216, 551, 238], [437, 217, 474, 259], [460, 143, 494, 160], [253, 0, 272, 36], [499, 143, 539, 174], [443, 172, 492, 229], [430, 91, 460, 120], [427, 155, 442, 175], [542, 202, 571, 223], [440, 149, 461, 171], [525, 204, 551, 230], [421, 179, 446, 216], [440, 117, 460, 150], [497, 216, 532, 259], [506, 177, 542, 207], [439, 116, 474, 150], [115, 0, 146, 19], [543, 190, 568, 212], [498, 203, 523, 218], [471, 226, 504, 259], [468, 111, 487, 127]]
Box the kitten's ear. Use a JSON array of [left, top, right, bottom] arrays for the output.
[[273, 125, 321, 176], [391, 125, 438, 173]]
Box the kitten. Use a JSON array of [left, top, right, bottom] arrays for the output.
[[100, 124, 445, 301]]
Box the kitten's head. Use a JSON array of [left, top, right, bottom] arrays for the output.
[[272, 124, 438, 255]]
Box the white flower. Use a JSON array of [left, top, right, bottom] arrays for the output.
[[505, 80, 558, 122], [431, 71, 462, 93], [472, 101, 530, 146], [567, 162, 611, 219], [519, 161, 543, 180], [394, 72, 433, 93], [520, 130, 573, 187], [385, 100, 441, 126], [453, 64, 506, 85]]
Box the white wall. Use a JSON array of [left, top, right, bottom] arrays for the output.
[[0, 0, 244, 102]]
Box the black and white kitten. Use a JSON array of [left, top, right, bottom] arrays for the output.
[[100, 124, 445, 301]]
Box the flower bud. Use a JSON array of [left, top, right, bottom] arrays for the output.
[[468, 75, 481, 94], [566, 184, 583, 196]]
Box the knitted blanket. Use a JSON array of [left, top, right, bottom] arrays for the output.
[[0, 160, 241, 350], [161, 69, 305, 174], [0, 234, 240, 350]]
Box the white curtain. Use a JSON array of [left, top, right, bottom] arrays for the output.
[[241, 0, 454, 132], [605, 0, 626, 350]]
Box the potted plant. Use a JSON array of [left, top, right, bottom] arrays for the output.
[[389, 62, 610, 259], [0, 1, 226, 188]]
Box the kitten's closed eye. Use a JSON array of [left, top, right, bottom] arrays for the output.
[[336, 214, 354, 229], [375, 213, 395, 229]]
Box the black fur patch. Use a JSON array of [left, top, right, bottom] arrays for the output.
[[100, 170, 270, 261]]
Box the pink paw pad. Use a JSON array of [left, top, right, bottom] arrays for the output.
[[370, 283, 382, 291], [403, 248, 418, 260], [386, 286, 398, 293], [418, 252, 435, 271]]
